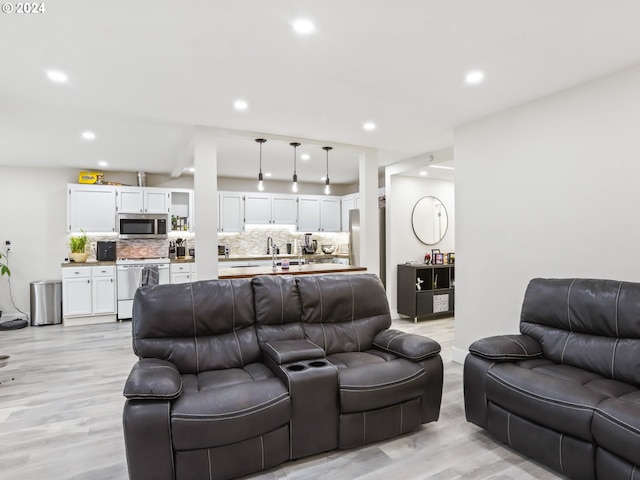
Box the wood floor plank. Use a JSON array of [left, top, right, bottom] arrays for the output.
[[0, 317, 563, 479]]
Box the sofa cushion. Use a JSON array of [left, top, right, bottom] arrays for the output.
[[252, 275, 305, 344], [468, 334, 542, 361], [133, 280, 261, 374], [297, 274, 391, 355], [123, 358, 182, 400], [171, 363, 291, 451], [593, 390, 640, 467], [327, 351, 427, 413], [486, 361, 612, 441], [373, 329, 441, 361], [521, 278, 640, 388]]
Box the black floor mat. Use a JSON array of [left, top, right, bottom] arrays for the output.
[[0, 319, 28, 330]]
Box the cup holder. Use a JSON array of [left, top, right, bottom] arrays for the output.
[[309, 361, 327, 368], [287, 364, 306, 372]]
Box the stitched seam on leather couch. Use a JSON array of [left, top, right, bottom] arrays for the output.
[[594, 409, 640, 438], [341, 370, 426, 391], [173, 394, 290, 421], [487, 371, 595, 413]]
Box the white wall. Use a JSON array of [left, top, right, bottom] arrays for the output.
[[387, 175, 455, 312], [0, 167, 78, 316], [453, 64, 640, 362]]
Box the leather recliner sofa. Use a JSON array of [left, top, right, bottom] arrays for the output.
[[123, 273, 444, 480], [464, 278, 640, 479]]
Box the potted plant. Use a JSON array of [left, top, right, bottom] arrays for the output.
[[69, 230, 89, 263], [0, 251, 8, 277]]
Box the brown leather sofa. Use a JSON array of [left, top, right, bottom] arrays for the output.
[[123, 273, 443, 480], [464, 278, 640, 480]]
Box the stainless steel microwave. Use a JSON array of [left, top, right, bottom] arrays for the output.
[[118, 213, 167, 239]]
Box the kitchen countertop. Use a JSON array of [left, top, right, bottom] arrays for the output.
[[61, 260, 116, 268], [218, 263, 366, 279], [219, 253, 348, 262]]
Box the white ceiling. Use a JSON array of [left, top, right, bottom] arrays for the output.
[[2, 1, 640, 185]]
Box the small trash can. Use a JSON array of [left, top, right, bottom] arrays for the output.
[[30, 280, 62, 326]]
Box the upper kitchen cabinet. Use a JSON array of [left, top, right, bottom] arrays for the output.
[[116, 186, 170, 214], [341, 194, 360, 232], [67, 184, 117, 232], [170, 188, 194, 232], [219, 192, 244, 232], [297, 196, 342, 232], [245, 193, 297, 225]]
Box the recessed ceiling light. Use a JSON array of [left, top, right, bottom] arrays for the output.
[[465, 71, 484, 84], [46, 70, 68, 83], [301, 153, 310, 160], [98, 161, 108, 167], [292, 19, 315, 34], [419, 171, 427, 176], [363, 122, 376, 131], [82, 131, 96, 140], [234, 99, 248, 110], [429, 165, 455, 170], [188, 167, 195, 173], [321, 176, 327, 181], [264, 172, 272, 177]]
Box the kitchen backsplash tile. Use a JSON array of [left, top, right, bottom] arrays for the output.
[[219, 229, 348, 256], [75, 229, 344, 259]]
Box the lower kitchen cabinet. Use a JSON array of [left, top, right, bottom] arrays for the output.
[[62, 265, 116, 326], [170, 262, 197, 284]]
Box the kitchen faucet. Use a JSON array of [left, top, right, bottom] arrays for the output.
[[267, 236, 273, 255], [271, 243, 278, 271]]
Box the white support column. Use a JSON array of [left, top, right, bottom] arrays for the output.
[[358, 148, 379, 276], [193, 127, 219, 280]]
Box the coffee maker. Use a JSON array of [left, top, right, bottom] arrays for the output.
[[301, 233, 317, 254]]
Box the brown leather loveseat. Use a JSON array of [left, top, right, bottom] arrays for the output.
[[464, 278, 640, 479], [123, 273, 444, 480]]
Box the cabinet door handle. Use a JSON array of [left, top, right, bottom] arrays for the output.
[[87, 279, 90, 283]]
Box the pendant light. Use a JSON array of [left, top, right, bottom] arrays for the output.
[[322, 146, 332, 195], [255, 138, 266, 191], [290, 142, 300, 192]]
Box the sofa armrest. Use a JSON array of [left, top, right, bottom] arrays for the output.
[[262, 339, 325, 365], [123, 358, 182, 400], [373, 329, 441, 361], [468, 334, 542, 361]]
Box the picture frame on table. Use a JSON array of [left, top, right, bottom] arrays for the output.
[[435, 253, 444, 265]]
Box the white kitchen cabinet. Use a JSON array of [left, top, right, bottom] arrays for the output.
[[170, 263, 197, 284], [298, 196, 341, 232], [297, 196, 321, 232], [67, 184, 117, 233], [116, 187, 171, 214], [62, 270, 93, 316], [341, 194, 360, 232], [272, 195, 297, 224], [320, 197, 342, 232], [62, 265, 116, 323], [170, 188, 194, 232], [219, 192, 244, 232], [244, 193, 272, 224], [91, 266, 117, 314], [245, 193, 297, 225]]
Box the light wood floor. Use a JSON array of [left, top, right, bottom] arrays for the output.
[[0, 317, 562, 480]]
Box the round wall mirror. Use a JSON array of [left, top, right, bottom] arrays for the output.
[[411, 196, 448, 245]]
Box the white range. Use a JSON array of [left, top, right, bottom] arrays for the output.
[[116, 257, 170, 320]]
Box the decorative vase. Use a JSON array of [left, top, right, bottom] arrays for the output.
[[69, 252, 88, 263]]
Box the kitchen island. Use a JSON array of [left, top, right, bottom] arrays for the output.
[[218, 263, 366, 279]]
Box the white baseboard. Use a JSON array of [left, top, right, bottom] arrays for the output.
[[451, 346, 468, 365]]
